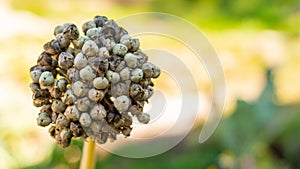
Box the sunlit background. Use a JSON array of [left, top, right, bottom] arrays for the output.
[[0, 0, 300, 168]]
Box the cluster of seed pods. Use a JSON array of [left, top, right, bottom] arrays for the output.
[[29, 16, 160, 147]]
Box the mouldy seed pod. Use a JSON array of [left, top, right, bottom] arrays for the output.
[[37, 112, 52, 127], [80, 113, 92, 127], [114, 95, 130, 113], [39, 71, 55, 86], [82, 40, 99, 57], [30, 15, 161, 147]]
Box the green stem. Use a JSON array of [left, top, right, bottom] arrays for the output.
[[80, 138, 96, 169]]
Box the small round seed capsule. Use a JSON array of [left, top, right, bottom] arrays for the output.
[[55, 78, 68, 92], [102, 38, 116, 52], [79, 65, 96, 82], [39, 71, 55, 86], [49, 125, 56, 138], [90, 104, 107, 120], [51, 99, 67, 113], [111, 82, 129, 97], [30, 68, 43, 83], [49, 86, 62, 98], [79, 113, 92, 127], [122, 127, 132, 137], [61, 89, 76, 105], [86, 28, 99, 38], [93, 77, 109, 89], [74, 52, 88, 69], [115, 61, 126, 72], [98, 47, 109, 58], [67, 68, 80, 82], [37, 52, 53, 67], [76, 97, 91, 112], [56, 113, 70, 128], [112, 44, 128, 56], [73, 36, 89, 49], [37, 112, 52, 127], [72, 81, 88, 97], [82, 40, 99, 57], [43, 39, 61, 55], [65, 105, 80, 121], [63, 24, 79, 40], [106, 70, 120, 84], [153, 66, 161, 78], [130, 68, 143, 83], [29, 82, 40, 92], [60, 128, 72, 140], [93, 15, 108, 27], [129, 104, 143, 116], [58, 52, 74, 69], [124, 53, 138, 68], [119, 67, 130, 81], [70, 122, 83, 137], [120, 34, 131, 43], [51, 112, 57, 123], [88, 88, 104, 102], [82, 20, 96, 35], [129, 83, 143, 100], [114, 95, 131, 112], [121, 38, 140, 52], [137, 113, 150, 124], [54, 25, 64, 36], [56, 33, 70, 49]]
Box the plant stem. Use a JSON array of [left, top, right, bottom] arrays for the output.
[[80, 138, 96, 169]]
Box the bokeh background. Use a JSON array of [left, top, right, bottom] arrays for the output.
[[0, 0, 300, 168]]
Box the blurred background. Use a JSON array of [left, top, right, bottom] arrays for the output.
[[0, 0, 300, 168]]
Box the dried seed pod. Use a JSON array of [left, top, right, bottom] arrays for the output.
[[43, 39, 61, 55], [102, 38, 116, 51], [50, 86, 62, 98], [99, 47, 109, 58], [79, 113, 92, 127], [51, 99, 67, 113], [82, 40, 99, 57], [74, 36, 89, 49], [65, 105, 80, 121], [112, 44, 128, 56], [111, 82, 129, 97], [122, 127, 132, 137], [54, 25, 64, 36], [130, 68, 143, 83], [56, 113, 70, 128], [49, 125, 56, 137], [86, 28, 99, 38], [51, 112, 57, 123], [67, 67, 80, 82], [54, 78, 68, 91], [79, 65, 96, 82], [60, 128, 72, 140], [90, 104, 107, 120], [89, 57, 109, 75], [82, 20, 96, 35], [93, 77, 109, 89], [74, 52, 88, 69], [124, 53, 138, 68], [63, 24, 79, 40], [29, 82, 40, 92], [58, 52, 74, 69], [119, 67, 131, 81], [70, 122, 83, 137], [76, 97, 91, 112], [129, 83, 144, 100], [39, 71, 55, 86], [128, 103, 143, 116], [30, 67, 43, 83], [88, 88, 104, 102], [93, 15, 108, 27], [90, 121, 101, 133], [120, 34, 131, 43], [121, 38, 140, 52], [114, 95, 130, 112], [56, 33, 70, 49], [37, 112, 52, 127], [137, 113, 150, 124], [72, 81, 88, 97], [61, 89, 76, 105], [106, 70, 120, 84], [37, 52, 53, 67]]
